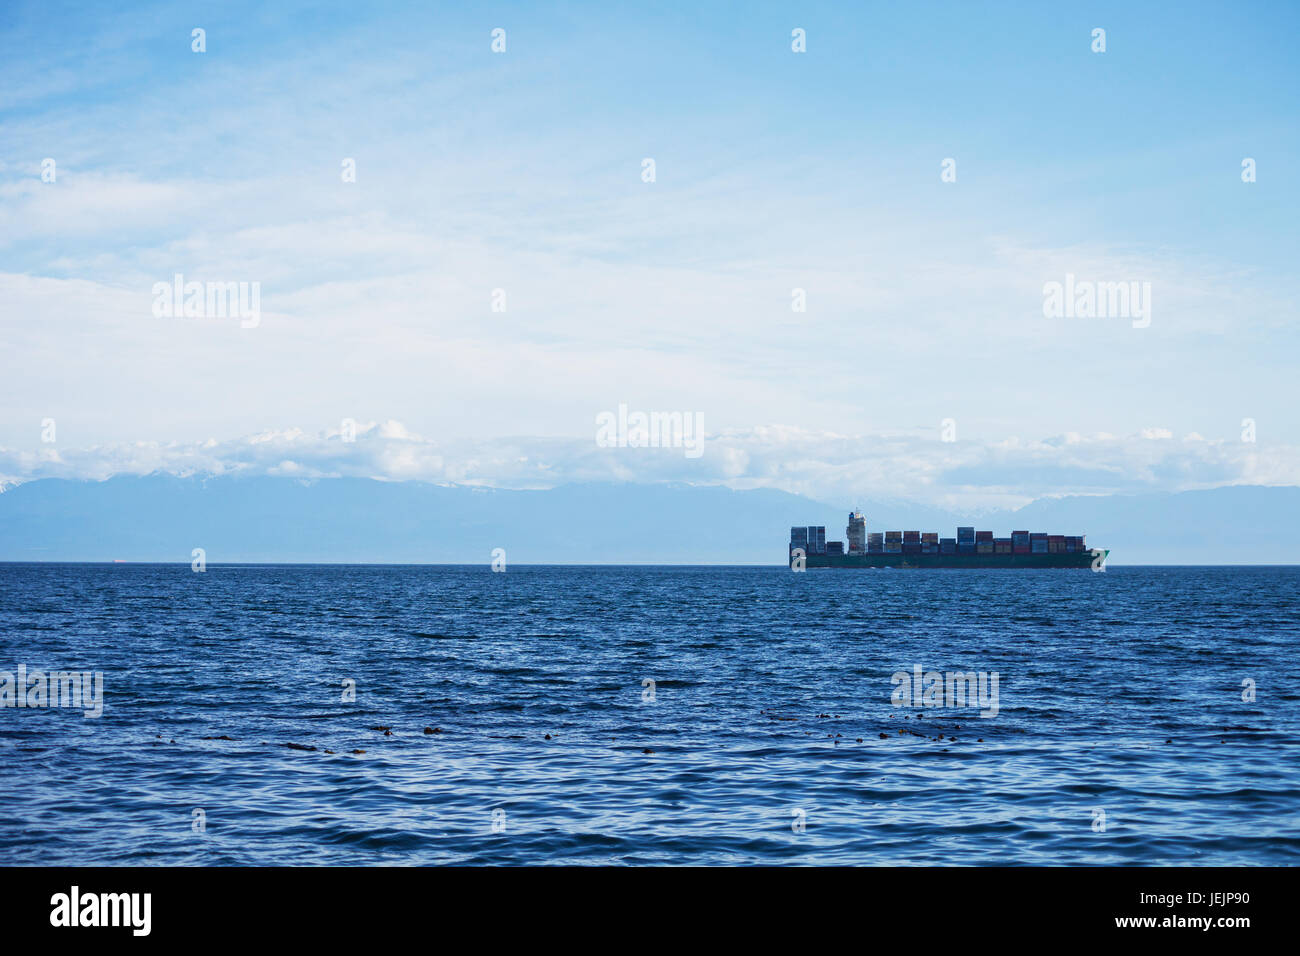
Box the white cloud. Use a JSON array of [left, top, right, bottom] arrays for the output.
[[2, 422, 1296, 510]]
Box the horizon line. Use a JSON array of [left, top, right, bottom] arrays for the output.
[[2, 560, 1297, 569]]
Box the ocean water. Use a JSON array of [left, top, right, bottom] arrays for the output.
[[0, 563, 1297, 866]]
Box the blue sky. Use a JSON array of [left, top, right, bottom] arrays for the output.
[[1, 1, 1297, 507]]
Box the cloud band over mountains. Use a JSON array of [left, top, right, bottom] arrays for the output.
[[3, 420, 1294, 510]]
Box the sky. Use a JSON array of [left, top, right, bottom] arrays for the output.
[[1, 0, 1297, 508]]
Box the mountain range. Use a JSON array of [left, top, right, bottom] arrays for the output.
[[0, 476, 1294, 564]]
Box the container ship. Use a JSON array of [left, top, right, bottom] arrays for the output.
[[790, 512, 1107, 569]]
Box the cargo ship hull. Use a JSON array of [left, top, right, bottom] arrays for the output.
[[801, 550, 1107, 569]]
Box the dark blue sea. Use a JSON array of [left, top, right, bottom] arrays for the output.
[[1, 563, 1297, 865]]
